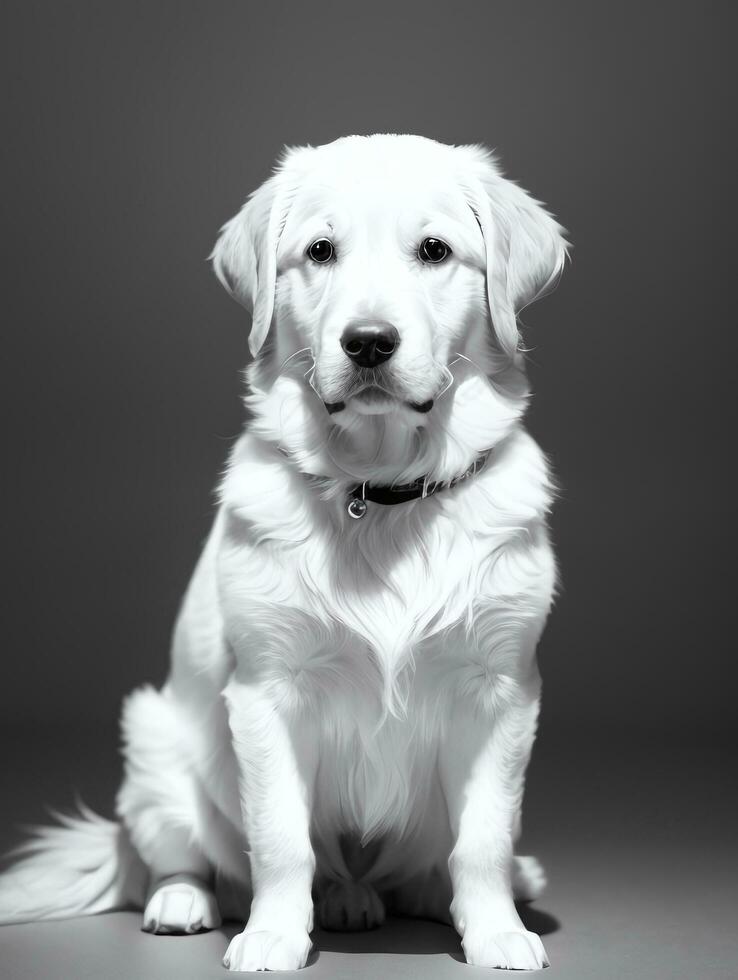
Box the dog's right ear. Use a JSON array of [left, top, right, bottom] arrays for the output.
[[210, 176, 281, 358], [210, 147, 308, 358]]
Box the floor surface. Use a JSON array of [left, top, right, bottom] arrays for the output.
[[0, 727, 735, 980]]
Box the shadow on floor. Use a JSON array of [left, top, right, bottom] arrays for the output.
[[216, 904, 560, 963]]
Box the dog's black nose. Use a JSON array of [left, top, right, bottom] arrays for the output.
[[341, 325, 399, 368]]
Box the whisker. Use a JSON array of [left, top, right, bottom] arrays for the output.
[[280, 346, 313, 372], [450, 351, 484, 373], [302, 353, 332, 407], [436, 363, 456, 399], [306, 365, 323, 401]]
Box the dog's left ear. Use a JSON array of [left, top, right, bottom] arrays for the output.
[[460, 145, 570, 360], [210, 147, 306, 358]]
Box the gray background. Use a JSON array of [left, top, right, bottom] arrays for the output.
[[1, 0, 734, 737], [1, 2, 736, 979]]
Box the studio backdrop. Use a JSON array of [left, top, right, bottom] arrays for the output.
[[1, 3, 735, 979], [2, 1, 732, 746]]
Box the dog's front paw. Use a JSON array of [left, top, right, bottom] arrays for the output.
[[223, 927, 313, 972], [462, 928, 548, 970], [317, 880, 385, 931], [142, 876, 221, 934]]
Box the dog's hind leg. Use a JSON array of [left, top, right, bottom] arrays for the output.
[[316, 879, 386, 931], [510, 808, 547, 902], [116, 684, 222, 934], [512, 854, 547, 902], [387, 865, 454, 924], [140, 871, 221, 935], [315, 834, 386, 931]]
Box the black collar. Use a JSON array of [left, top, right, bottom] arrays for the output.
[[346, 450, 491, 519]]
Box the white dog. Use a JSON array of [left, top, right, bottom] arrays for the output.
[[0, 134, 568, 971]]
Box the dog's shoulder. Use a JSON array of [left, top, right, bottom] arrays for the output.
[[478, 426, 555, 519], [444, 425, 555, 545], [218, 431, 320, 530]]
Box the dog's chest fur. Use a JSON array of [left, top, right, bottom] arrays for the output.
[[215, 429, 553, 843]]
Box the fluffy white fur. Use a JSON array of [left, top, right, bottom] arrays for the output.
[[0, 134, 568, 972]]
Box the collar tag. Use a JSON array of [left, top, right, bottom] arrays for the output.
[[347, 480, 368, 519], [347, 497, 368, 519]]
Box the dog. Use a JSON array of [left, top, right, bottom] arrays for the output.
[[0, 134, 568, 971]]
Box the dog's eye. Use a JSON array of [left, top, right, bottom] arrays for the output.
[[418, 238, 451, 264], [307, 238, 335, 264]]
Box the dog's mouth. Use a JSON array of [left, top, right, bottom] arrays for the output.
[[350, 385, 397, 415], [324, 389, 433, 416], [323, 384, 434, 417]]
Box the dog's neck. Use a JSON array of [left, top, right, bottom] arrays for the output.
[[245, 349, 529, 489]]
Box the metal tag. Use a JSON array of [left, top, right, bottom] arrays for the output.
[[347, 497, 368, 519]]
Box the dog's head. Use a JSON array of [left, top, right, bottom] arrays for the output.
[[211, 135, 567, 476]]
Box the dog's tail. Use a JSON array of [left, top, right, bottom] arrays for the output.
[[0, 801, 146, 924]]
